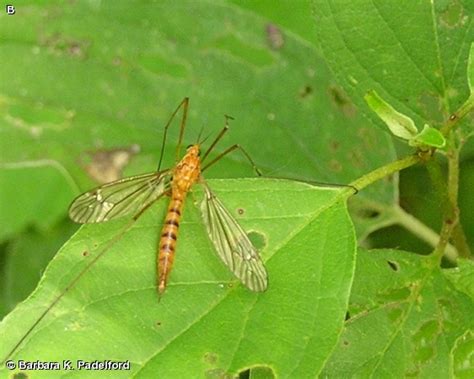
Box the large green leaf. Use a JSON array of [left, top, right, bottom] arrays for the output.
[[323, 249, 474, 377], [0, 1, 396, 335], [0, 179, 356, 377], [0, 0, 395, 237], [312, 0, 473, 125], [311, 0, 474, 246]]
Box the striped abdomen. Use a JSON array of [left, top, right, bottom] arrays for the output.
[[157, 144, 201, 295], [157, 195, 186, 294]]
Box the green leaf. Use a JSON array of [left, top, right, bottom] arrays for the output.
[[0, 162, 77, 241], [365, 90, 418, 140], [409, 124, 446, 149], [0, 1, 396, 231], [444, 259, 474, 298], [312, 1, 473, 129], [0, 179, 356, 378], [0, 1, 396, 323], [322, 249, 474, 378], [311, 0, 473, 246], [229, 0, 316, 46]]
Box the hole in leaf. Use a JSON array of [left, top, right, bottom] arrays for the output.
[[247, 231, 266, 250], [387, 260, 399, 271], [238, 366, 275, 379]]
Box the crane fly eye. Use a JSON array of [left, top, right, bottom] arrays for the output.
[[186, 144, 193, 149]]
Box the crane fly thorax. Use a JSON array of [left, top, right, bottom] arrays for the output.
[[171, 145, 201, 194]]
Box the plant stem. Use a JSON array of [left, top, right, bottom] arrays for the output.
[[432, 135, 465, 261], [440, 94, 474, 136], [451, 222, 471, 258], [349, 154, 420, 193], [425, 158, 447, 208], [391, 205, 458, 263]]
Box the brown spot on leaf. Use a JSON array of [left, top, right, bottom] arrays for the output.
[[266, 23, 284, 50], [80, 144, 140, 184], [328, 85, 357, 117]]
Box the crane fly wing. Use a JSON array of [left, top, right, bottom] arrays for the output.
[[200, 185, 268, 292], [69, 170, 172, 223]]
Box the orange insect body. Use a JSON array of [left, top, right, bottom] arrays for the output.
[[158, 145, 201, 294], [67, 98, 268, 297]]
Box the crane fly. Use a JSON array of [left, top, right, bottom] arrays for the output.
[[0, 99, 268, 365], [69, 97, 268, 294]]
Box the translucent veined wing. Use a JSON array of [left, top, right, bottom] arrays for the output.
[[200, 185, 268, 292], [69, 170, 172, 223]]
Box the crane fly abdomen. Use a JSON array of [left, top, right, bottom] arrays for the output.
[[158, 197, 183, 294], [157, 144, 201, 294]]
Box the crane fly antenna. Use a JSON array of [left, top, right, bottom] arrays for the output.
[[196, 124, 206, 144], [199, 131, 213, 146]]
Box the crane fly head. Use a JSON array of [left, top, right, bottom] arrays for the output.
[[186, 144, 201, 158]]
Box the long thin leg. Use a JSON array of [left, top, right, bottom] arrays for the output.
[[201, 115, 261, 176], [201, 115, 233, 163], [202, 143, 262, 176], [157, 97, 189, 170]]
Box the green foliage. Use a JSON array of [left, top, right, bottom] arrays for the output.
[[323, 249, 474, 378], [365, 90, 418, 140], [0, 180, 355, 378], [0, 1, 472, 378], [365, 90, 446, 149], [410, 124, 446, 149]]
